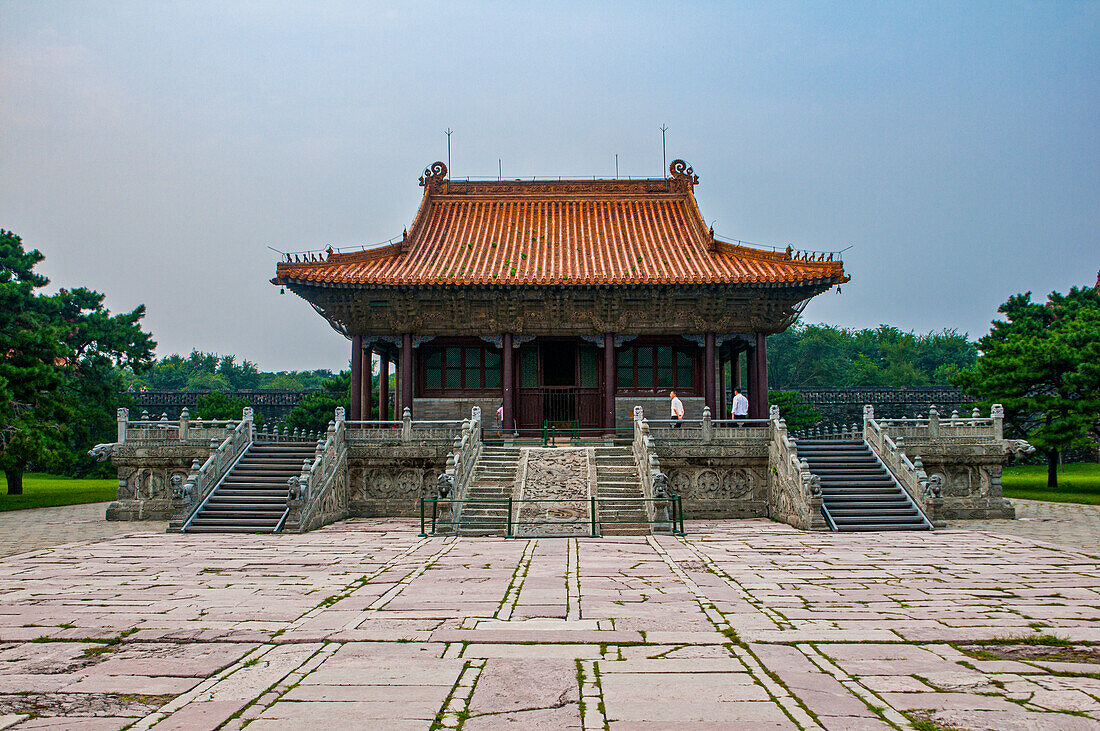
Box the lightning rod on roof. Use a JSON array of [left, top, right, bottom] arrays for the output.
[[615, 153, 619, 179], [498, 158, 502, 181], [445, 128, 453, 177], [660, 124, 668, 178]]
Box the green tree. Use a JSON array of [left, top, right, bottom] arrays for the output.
[[768, 321, 977, 389], [184, 370, 233, 390], [955, 285, 1100, 488], [261, 373, 305, 391], [0, 230, 153, 494], [195, 392, 263, 427], [768, 390, 823, 431], [282, 371, 365, 434]]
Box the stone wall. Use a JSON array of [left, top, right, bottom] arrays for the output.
[[346, 441, 451, 517], [650, 441, 769, 520], [106, 443, 213, 521], [617, 397, 704, 427], [414, 397, 501, 423], [904, 445, 1016, 520]]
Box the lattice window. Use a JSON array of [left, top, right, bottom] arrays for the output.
[[520, 347, 538, 388], [423, 345, 503, 393], [579, 347, 599, 388], [656, 346, 674, 388], [617, 345, 696, 393], [485, 349, 501, 389], [676, 349, 693, 389]]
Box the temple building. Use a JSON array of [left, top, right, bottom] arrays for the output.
[[273, 160, 848, 431]]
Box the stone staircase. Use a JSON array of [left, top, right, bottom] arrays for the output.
[[457, 446, 520, 536], [594, 446, 649, 535], [184, 441, 315, 533], [795, 439, 932, 532]]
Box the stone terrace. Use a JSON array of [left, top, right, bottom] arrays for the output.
[[0, 519, 1099, 729]]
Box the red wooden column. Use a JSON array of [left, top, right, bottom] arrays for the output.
[[349, 335, 363, 420], [400, 334, 414, 417], [502, 334, 514, 432], [753, 332, 769, 419], [379, 351, 390, 421], [732, 349, 742, 393], [704, 333, 717, 416], [604, 334, 616, 433], [362, 345, 373, 420], [745, 340, 757, 419], [719, 352, 727, 418]]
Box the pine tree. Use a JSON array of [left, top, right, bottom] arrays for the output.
[[0, 230, 154, 494], [955, 284, 1100, 488]]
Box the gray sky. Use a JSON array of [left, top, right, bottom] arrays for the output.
[[2, 2, 1096, 372]]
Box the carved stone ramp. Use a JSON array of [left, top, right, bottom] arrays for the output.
[[514, 448, 592, 537], [796, 439, 932, 531], [594, 445, 649, 535], [457, 446, 520, 536], [184, 441, 315, 533]]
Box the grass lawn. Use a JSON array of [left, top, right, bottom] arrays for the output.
[[0, 473, 117, 512], [1001, 463, 1100, 505]]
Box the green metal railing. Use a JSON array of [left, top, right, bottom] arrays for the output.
[[419, 496, 685, 537], [480, 424, 635, 447]]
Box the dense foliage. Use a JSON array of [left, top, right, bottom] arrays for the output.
[[767, 323, 977, 389], [954, 284, 1100, 488], [0, 230, 154, 494], [121, 351, 335, 391], [195, 392, 264, 428], [282, 372, 353, 434], [766, 391, 823, 431]]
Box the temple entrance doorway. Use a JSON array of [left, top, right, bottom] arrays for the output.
[[541, 341, 577, 425]]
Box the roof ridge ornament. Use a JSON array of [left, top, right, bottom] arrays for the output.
[[419, 161, 448, 192], [668, 159, 698, 193]]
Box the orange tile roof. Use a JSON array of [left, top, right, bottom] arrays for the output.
[[274, 161, 848, 288]]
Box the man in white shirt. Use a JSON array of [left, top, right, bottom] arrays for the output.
[[669, 391, 685, 428], [731, 388, 749, 424]]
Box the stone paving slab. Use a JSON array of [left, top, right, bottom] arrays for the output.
[[0, 502, 165, 558], [0, 515, 1097, 728]]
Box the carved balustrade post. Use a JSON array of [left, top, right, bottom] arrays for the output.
[[179, 408, 190, 442], [117, 408, 129, 443], [928, 406, 940, 437], [402, 407, 412, 442], [991, 404, 1004, 440], [701, 406, 712, 442]]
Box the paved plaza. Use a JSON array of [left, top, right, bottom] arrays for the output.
[[0, 510, 1098, 729]]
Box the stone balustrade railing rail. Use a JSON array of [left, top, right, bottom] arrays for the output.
[[438, 408, 484, 531], [632, 407, 665, 528], [766, 406, 828, 531], [173, 409, 255, 531], [863, 405, 942, 526], [284, 408, 349, 533]]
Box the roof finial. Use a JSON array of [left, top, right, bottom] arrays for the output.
[[419, 161, 448, 193], [668, 159, 698, 192]]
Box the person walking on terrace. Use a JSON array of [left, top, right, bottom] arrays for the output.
[[670, 391, 684, 428], [731, 387, 749, 425]]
